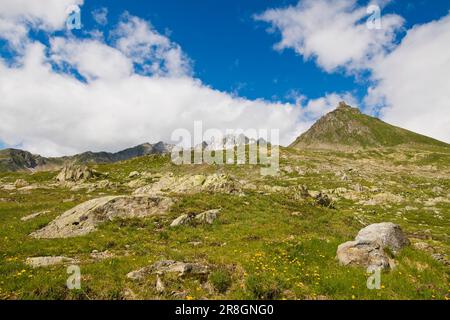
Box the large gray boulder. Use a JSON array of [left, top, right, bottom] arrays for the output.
[[30, 195, 173, 238], [337, 222, 409, 271], [336, 241, 393, 272], [355, 222, 410, 254]]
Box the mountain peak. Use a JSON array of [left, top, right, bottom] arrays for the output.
[[290, 103, 448, 151]]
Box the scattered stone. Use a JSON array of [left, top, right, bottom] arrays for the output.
[[156, 275, 165, 293], [127, 260, 209, 280], [30, 195, 173, 238], [128, 171, 140, 179], [314, 192, 334, 208], [26, 256, 78, 268], [170, 209, 221, 227], [195, 209, 220, 224], [431, 186, 443, 194], [361, 192, 404, 206], [21, 210, 51, 222], [14, 179, 29, 188], [90, 250, 114, 260], [170, 213, 194, 227], [337, 222, 409, 271]]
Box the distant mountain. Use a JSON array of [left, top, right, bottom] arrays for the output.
[[290, 102, 449, 151], [0, 142, 174, 172], [199, 134, 267, 151]]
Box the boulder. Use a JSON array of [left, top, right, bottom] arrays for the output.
[[170, 214, 194, 227], [336, 241, 393, 272], [337, 222, 409, 271], [195, 209, 220, 224], [26, 256, 78, 268], [128, 171, 140, 179], [56, 164, 100, 183], [133, 173, 240, 195], [127, 260, 209, 280], [170, 209, 220, 227], [30, 195, 173, 238], [14, 179, 29, 188], [355, 222, 410, 254]]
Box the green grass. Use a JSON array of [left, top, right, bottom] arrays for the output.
[[0, 148, 449, 300]]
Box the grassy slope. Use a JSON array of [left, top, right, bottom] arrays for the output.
[[291, 107, 449, 150], [0, 150, 449, 300]]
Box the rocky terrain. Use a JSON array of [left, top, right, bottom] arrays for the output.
[[0, 103, 449, 300]]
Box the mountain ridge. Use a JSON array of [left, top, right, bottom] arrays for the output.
[[290, 102, 449, 151], [0, 142, 174, 172]]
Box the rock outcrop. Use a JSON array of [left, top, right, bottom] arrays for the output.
[[56, 164, 101, 183], [337, 222, 409, 271], [30, 195, 173, 238], [170, 209, 220, 227], [127, 260, 209, 280], [25, 256, 78, 268], [133, 173, 240, 195]]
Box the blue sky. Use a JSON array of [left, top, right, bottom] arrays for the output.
[[0, 0, 450, 155], [69, 0, 449, 102]]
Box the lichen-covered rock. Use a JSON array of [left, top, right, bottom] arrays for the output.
[[127, 260, 209, 280], [30, 195, 173, 238], [170, 213, 194, 227], [337, 222, 409, 271], [336, 241, 393, 272], [133, 173, 240, 195], [14, 179, 29, 188], [56, 164, 100, 183], [26, 256, 78, 268], [355, 222, 410, 254], [170, 209, 220, 227], [195, 209, 220, 224]]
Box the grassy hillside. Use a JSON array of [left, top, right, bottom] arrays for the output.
[[0, 146, 448, 300], [291, 103, 449, 150]]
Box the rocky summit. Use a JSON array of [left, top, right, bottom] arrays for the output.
[[0, 103, 449, 300], [290, 102, 449, 151]]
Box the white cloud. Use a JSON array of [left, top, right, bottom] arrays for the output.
[[255, 0, 403, 73], [366, 14, 450, 143], [50, 37, 133, 81], [0, 0, 83, 49], [257, 0, 450, 143], [0, 40, 306, 156], [112, 14, 191, 77], [92, 7, 108, 25], [0, 4, 354, 156]]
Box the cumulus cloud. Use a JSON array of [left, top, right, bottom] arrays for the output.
[[0, 0, 83, 49], [255, 0, 403, 73], [366, 14, 450, 143], [112, 14, 191, 77], [257, 0, 450, 143], [0, 3, 356, 156]]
